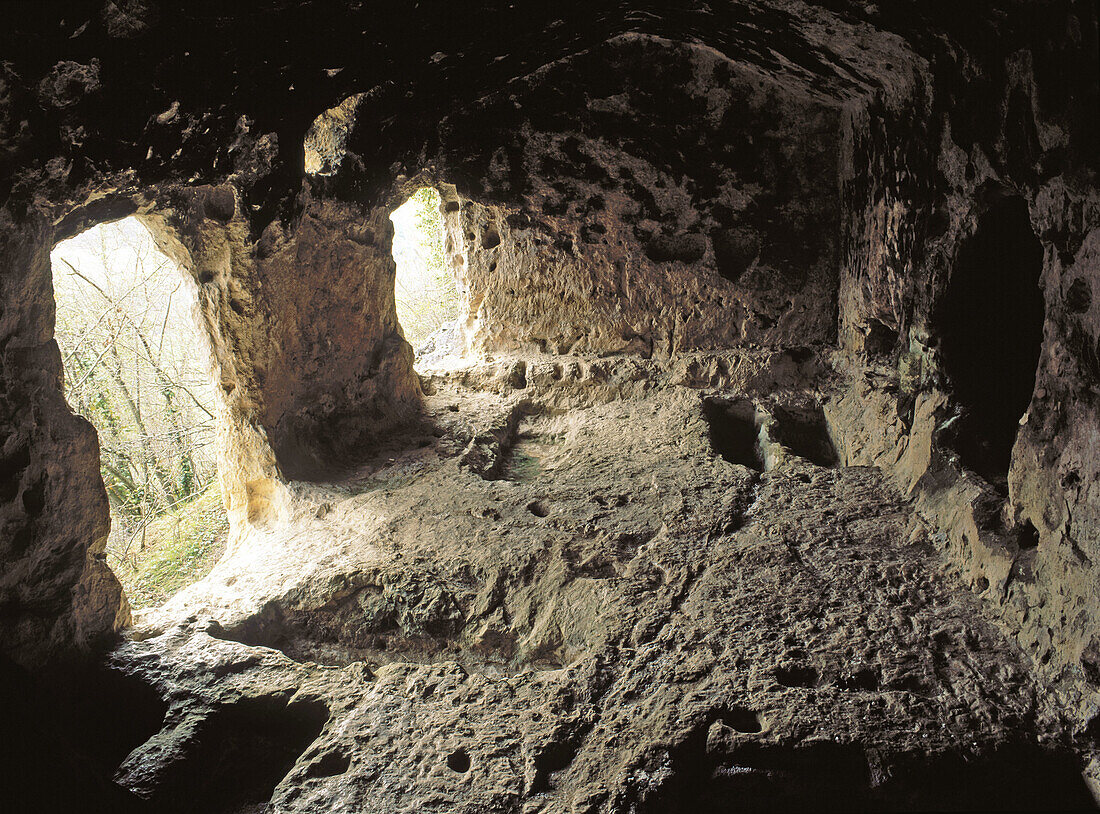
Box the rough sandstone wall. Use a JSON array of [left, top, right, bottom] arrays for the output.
[[139, 186, 289, 534], [826, 2, 1100, 711], [250, 192, 419, 481], [435, 35, 845, 356], [0, 1, 1096, 728], [1015, 183, 1100, 690], [1, 185, 422, 667], [0, 210, 127, 670], [415, 28, 928, 358]]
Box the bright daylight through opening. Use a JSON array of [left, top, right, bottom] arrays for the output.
[[50, 218, 227, 610], [389, 187, 463, 359]]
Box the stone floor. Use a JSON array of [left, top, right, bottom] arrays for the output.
[[105, 353, 1094, 812]]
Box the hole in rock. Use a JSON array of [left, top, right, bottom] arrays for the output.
[[1082, 646, 1100, 685], [1065, 277, 1091, 313], [62, 664, 169, 780], [769, 404, 838, 468], [644, 740, 1093, 813], [447, 748, 472, 773], [702, 397, 763, 471], [935, 195, 1044, 491], [1016, 519, 1039, 550], [390, 187, 465, 359], [141, 696, 329, 813], [864, 319, 899, 358], [305, 750, 351, 778], [527, 499, 551, 517], [720, 706, 764, 734], [774, 663, 819, 688], [529, 737, 586, 793], [0, 442, 30, 501], [51, 218, 228, 612], [1085, 714, 1100, 746], [0, 655, 154, 812], [481, 226, 502, 249], [837, 667, 880, 692]]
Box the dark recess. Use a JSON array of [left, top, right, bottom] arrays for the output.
[[864, 319, 899, 358], [770, 404, 838, 468], [0, 656, 155, 813], [482, 227, 502, 249], [702, 398, 763, 471], [638, 738, 1095, 813], [530, 737, 584, 792], [935, 196, 1044, 491], [306, 750, 351, 778], [142, 695, 329, 813], [61, 664, 169, 781], [720, 705, 764, 734], [1016, 519, 1040, 550], [775, 663, 820, 688], [1085, 713, 1100, 746], [447, 748, 471, 773]]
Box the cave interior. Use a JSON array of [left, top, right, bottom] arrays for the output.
[[1, 1, 1099, 812]]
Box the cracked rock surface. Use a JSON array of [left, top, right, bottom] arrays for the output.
[[0, 1, 1097, 810], [108, 356, 1091, 812]]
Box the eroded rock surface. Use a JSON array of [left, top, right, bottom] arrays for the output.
[[100, 355, 1087, 812], [0, 1, 1098, 811]]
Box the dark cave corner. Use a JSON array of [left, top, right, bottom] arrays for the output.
[[865, 319, 900, 360], [640, 721, 1096, 814], [769, 403, 838, 469], [702, 397, 764, 471], [934, 195, 1045, 493], [138, 696, 329, 814], [0, 655, 163, 812]]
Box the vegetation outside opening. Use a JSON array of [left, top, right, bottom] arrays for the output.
[[390, 187, 463, 354], [50, 218, 228, 610]]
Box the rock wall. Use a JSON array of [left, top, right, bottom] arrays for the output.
[[0, 209, 126, 671], [250, 192, 419, 481], [1015, 182, 1100, 695], [137, 187, 289, 533], [0, 2, 1097, 803], [430, 34, 849, 356], [822, 0, 1100, 717]]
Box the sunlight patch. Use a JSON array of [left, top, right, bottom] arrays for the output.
[[51, 217, 227, 610], [390, 187, 464, 358]]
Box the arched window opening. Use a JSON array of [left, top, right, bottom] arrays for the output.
[[51, 217, 227, 610], [935, 196, 1045, 491], [390, 187, 464, 365]]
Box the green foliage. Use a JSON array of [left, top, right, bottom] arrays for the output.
[[504, 448, 542, 482], [392, 187, 463, 349], [412, 186, 446, 273], [52, 218, 226, 609], [110, 486, 229, 608]]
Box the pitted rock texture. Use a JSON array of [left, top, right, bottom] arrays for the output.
[[0, 1, 1098, 811], [434, 32, 859, 356], [0, 1, 1095, 680], [110, 360, 1091, 812]]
